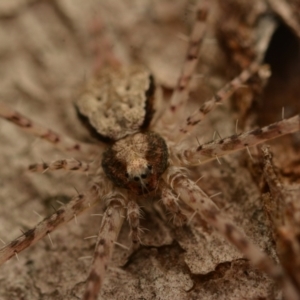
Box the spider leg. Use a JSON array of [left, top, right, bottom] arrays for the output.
[[83, 192, 125, 300], [0, 179, 109, 265], [127, 200, 142, 250], [261, 145, 300, 289], [173, 114, 300, 166], [173, 62, 266, 142], [163, 166, 298, 299], [0, 102, 96, 155], [261, 145, 285, 226], [157, 2, 208, 129], [28, 158, 90, 173], [160, 182, 187, 226]]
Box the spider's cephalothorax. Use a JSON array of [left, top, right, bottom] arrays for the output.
[[102, 131, 168, 194], [76, 65, 168, 194]]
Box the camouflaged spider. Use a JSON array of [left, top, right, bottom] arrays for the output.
[[0, 2, 299, 300]]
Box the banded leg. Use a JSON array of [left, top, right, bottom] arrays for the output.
[[0, 102, 95, 155], [160, 183, 187, 226], [260, 145, 285, 228], [127, 200, 142, 250], [83, 193, 125, 300], [158, 2, 208, 130], [261, 145, 300, 289], [173, 62, 265, 142], [0, 179, 109, 265], [173, 114, 300, 166], [163, 167, 298, 299], [28, 158, 90, 173]]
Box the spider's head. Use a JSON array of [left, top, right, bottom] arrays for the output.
[[102, 132, 168, 195], [126, 157, 152, 181], [124, 158, 154, 194]]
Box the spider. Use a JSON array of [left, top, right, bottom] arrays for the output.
[[0, 1, 299, 299]]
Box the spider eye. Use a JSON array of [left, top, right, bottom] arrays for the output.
[[141, 174, 147, 179], [133, 176, 139, 181], [125, 172, 129, 178], [147, 165, 152, 170]]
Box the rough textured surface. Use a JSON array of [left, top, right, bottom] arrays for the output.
[[76, 65, 156, 141], [0, 0, 300, 299]]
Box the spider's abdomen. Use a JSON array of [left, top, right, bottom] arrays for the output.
[[75, 65, 156, 142], [102, 132, 168, 195]]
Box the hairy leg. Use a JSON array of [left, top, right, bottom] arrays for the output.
[[0, 179, 110, 265], [172, 114, 300, 166], [157, 2, 208, 132], [28, 158, 91, 173], [127, 200, 142, 250], [172, 62, 266, 142], [163, 166, 298, 299], [160, 182, 187, 226], [0, 102, 96, 155], [83, 193, 125, 300]]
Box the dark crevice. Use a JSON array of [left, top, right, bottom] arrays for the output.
[[259, 22, 300, 126], [264, 22, 300, 79]]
